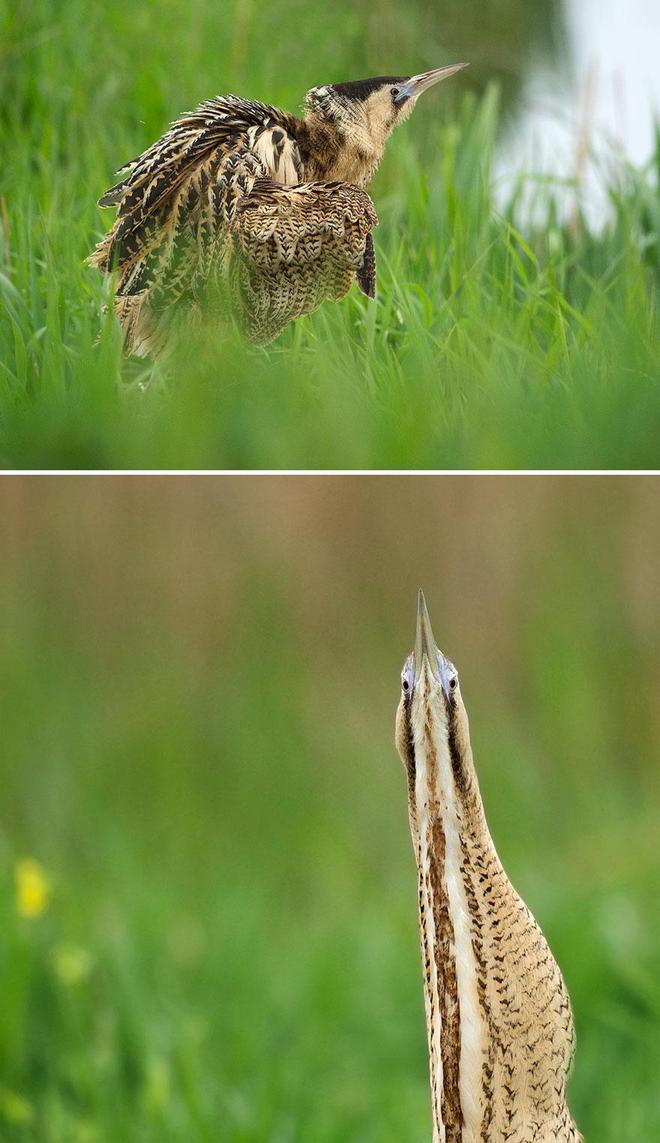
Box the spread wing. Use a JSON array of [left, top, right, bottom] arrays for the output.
[[229, 178, 379, 344], [88, 97, 301, 348]]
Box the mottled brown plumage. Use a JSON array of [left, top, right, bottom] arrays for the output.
[[89, 66, 466, 356], [395, 594, 582, 1142]]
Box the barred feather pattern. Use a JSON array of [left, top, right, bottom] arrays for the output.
[[231, 179, 378, 344], [89, 96, 379, 355], [397, 660, 583, 1143]]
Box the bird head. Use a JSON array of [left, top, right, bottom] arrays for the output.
[[396, 590, 479, 819], [304, 65, 467, 149]]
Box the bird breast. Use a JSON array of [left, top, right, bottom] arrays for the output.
[[249, 123, 303, 187]]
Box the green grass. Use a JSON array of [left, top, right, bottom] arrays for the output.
[[1, 477, 660, 1141], [1, 0, 658, 469]]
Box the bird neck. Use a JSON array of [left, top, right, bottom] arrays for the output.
[[407, 729, 581, 1142], [299, 112, 385, 188], [409, 743, 495, 1143]]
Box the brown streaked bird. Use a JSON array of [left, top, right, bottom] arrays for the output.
[[395, 592, 582, 1143], [89, 66, 466, 356]]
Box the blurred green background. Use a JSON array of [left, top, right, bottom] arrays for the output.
[[1, 476, 659, 1140], [1, 0, 658, 468]]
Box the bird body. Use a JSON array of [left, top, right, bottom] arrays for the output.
[[395, 594, 582, 1143], [89, 67, 466, 355]]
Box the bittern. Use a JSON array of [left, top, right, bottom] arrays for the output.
[[89, 65, 466, 356], [395, 593, 582, 1143]]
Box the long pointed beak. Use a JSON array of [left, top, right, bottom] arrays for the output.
[[414, 591, 455, 698], [415, 589, 439, 679], [400, 63, 468, 102]]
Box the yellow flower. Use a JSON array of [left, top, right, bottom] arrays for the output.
[[15, 858, 51, 919]]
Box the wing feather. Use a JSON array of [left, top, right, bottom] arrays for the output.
[[230, 178, 378, 344], [89, 99, 276, 284], [89, 98, 289, 353]]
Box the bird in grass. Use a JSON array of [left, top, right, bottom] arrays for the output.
[[89, 65, 466, 356], [395, 593, 582, 1143]]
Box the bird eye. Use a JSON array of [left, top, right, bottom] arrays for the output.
[[402, 666, 415, 693], [391, 87, 401, 100], [449, 676, 457, 691]]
